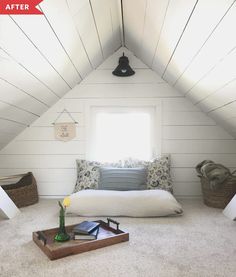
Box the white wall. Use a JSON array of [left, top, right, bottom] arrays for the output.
[[0, 48, 235, 198]]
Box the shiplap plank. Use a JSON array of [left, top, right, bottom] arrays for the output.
[[0, 168, 76, 183], [68, 97, 161, 109], [66, 83, 182, 99], [31, 112, 84, 127], [163, 140, 236, 154], [0, 119, 25, 134], [2, 152, 233, 170], [171, 168, 199, 182], [11, 14, 80, 88], [152, 0, 198, 75], [139, 0, 169, 67], [0, 154, 84, 169], [169, 153, 236, 168], [163, 126, 233, 140], [17, 126, 86, 141], [162, 98, 200, 112], [0, 79, 48, 115], [163, 112, 216, 126], [109, 0, 122, 51], [0, 133, 17, 145], [82, 69, 164, 84], [38, 182, 75, 196], [0, 50, 58, 106], [90, 0, 116, 59], [0, 144, 7, 151], [122, 0, 147, 57], [209, 118, 236, 136], [164, 0, 234, 85], [0, 102, 37, 125], [72, 1, 103, 68], [67, 0, 87, 16], [173, 182, 201, 196], [48, 98, 85, 113], [210, 102, 236, 120], [198, 79, 236, 113], [187, 48, 236, 104], [0, 16, 69, 96], [175, 3, 236, 93], [0, 141, 85, 155], [40, 0, 92, 79], [98, 47, 148, 69]]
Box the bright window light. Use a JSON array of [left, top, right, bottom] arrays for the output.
[[93, 112, 152, 162]]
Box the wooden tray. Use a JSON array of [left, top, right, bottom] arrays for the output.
[[33, 218, 129, 260]]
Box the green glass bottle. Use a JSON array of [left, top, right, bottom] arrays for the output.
[[54, 201, 70, 242]]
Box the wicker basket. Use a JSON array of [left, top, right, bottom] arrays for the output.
[[200, 175, 236, 209], [1, 172, 39, 208]]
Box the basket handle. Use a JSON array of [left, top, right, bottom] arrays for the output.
[[231, 169, 236, 175], [0, 173, 28, 181]]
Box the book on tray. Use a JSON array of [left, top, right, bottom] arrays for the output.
[[74, 227, 99, 240], [73, 221, 100, 240], [73, 221, 100, 235]]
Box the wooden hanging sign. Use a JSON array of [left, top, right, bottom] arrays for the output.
[[53, 109, 78, 142], [54, 122, 76, 142]]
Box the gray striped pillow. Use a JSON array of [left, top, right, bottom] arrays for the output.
[[99, 167, 147, 191]]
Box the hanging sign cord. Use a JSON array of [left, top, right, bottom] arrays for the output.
[[52, 109, 78, 125]]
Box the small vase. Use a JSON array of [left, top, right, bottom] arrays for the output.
[[54, 202, 70, 242]]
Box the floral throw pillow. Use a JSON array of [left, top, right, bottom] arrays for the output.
[[146, 156, 173, 193], [123, 155, 173, 192], [74, 159, 122, 192]]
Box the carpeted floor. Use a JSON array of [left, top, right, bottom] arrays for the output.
[[0, 199, 235, 277]]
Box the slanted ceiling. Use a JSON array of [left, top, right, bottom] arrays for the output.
[[0, 0, 121, 149], [0, 0, 236, 150]]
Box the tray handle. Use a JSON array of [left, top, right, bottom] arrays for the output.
[[107, 218, 120, 231], [37, 231, 47, 246]]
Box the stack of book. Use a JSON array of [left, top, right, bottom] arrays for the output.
[[73, 221, 100, 240]]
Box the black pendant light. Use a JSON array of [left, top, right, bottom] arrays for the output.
[[112, 53, 135, 77]]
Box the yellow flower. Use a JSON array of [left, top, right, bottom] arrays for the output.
[[63, 197, 71, 208]]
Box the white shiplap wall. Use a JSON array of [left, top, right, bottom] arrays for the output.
[[0, 48, 235, 198]]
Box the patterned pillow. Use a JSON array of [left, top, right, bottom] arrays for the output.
[[122, 157, 148, 168], [146, 156, 173, 193], [74, 159, 122, 192], [122, 155, 173, 192]]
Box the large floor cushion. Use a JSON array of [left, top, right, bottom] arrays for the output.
[[66, 190, 183, 217]]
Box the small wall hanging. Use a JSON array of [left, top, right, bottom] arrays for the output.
[[53, 109, 78, 142]]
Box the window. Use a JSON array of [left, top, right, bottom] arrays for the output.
[[89, 107, 156, 162]]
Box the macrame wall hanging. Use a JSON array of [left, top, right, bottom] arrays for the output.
[[52, 109, 78, 142]]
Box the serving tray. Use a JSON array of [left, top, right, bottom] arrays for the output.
[[33, 218, 129, 260]]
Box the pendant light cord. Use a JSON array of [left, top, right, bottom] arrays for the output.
[[121, 0, 125, 47]]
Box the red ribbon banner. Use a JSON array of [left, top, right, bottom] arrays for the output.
[[0, 0, 43, 14]]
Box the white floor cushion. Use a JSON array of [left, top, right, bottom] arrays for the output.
[[67, 189, 183, 217]]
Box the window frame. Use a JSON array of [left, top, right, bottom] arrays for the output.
[[85, 99, 162, 161]]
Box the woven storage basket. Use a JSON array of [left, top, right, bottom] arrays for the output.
[[200, 175, 236, 209], [1, 172, 38, 208]]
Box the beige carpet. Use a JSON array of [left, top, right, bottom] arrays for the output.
[[0, 199, 235, 277]]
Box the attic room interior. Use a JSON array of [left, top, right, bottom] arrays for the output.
[[0, 0, 236, 276]]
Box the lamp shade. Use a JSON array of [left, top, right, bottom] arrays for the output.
[[112, 53, 135, 77]]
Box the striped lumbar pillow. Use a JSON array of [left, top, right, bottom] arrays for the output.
[[99, 167, 147, 191]]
